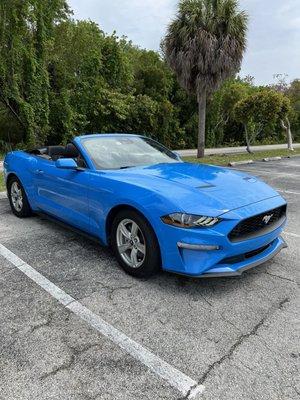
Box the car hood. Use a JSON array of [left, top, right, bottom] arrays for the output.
[[107, 162, 280, 216]]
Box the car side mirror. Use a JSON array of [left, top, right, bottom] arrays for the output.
[[55, 158, 78, 170]]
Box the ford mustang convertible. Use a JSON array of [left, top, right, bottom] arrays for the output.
[[3, 134, 287, 278]]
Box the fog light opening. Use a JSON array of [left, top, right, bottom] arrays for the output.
[[177, 242, 220, 251]]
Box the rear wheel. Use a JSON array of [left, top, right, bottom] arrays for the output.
[[111, 210, 161, 278], [8, 177, 32, 218]]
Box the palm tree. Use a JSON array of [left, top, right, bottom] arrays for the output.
[[162, 0, 248, 157]]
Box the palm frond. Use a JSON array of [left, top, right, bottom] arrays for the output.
[[162, 0, 248, 95]]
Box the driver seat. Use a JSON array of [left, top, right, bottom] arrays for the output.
[[48, 146, 65, 161]]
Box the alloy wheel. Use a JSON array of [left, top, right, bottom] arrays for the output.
[[10, 181, 23, 212], [116, 218, 146, 269]]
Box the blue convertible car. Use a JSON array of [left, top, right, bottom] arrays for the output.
[[3, 134, 287, 278]]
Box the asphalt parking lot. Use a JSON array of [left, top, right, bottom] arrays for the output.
[[0, 157, 299, 400]]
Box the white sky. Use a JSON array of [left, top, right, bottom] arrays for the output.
[[69, 0, 300, 85]]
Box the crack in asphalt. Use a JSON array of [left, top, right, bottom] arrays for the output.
[[197, 292, 213, 307], [40, 354, 76, 380], [40, 343, 101, 380], [183, 297, 290, 395], [95, 282, 134, 300], [79, 393, 102, 400], [70, 283, 135, 304], [292, 386, 300, 397], [219, 314, 243, 334], [264, 271, 299, 286], [30, 313, 54, 333]]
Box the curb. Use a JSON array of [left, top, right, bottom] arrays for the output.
[[228, 154, 294, 167], [228, 160, 253, 167], [263, 157, 282, 162], [0, 191, 7, 199]]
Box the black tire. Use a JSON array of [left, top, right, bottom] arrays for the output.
[[7, 176, 32, 218], [111, 209, 161, 278]]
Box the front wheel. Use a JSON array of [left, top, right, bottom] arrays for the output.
[[111, 210, 161, 278], [8, 177, 32, 218]]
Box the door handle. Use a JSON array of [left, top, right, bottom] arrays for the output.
[[35, 169, 44, 175]]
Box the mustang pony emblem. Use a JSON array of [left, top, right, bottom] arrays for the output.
[[263, 214, 273, 224]]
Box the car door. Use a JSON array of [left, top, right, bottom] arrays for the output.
[[33, 156, 90, 233]]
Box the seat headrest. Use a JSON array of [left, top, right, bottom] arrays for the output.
[[64, 143, 79, 158], [48, 146, 65, 157]]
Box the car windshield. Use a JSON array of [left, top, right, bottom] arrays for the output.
[[81, 136, 180, 170]]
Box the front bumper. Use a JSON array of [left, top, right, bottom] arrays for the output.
[[158, 196, 288, 277], [200, 236, 287, 278]]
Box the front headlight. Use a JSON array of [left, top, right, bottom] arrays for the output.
[[161, 213, 220, 228]]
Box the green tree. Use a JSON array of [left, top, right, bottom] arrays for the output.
[[130, 49, 173, 101], [284, 79, 300, 144], [270, 74, 296, 150], [47, 21, 133, 142], [162, 0, 248, 157], [49, 20, 105, 142], [0, 105, 23, 148], [0, 0, 70, 146], [207, 78, 252, 146], [234, 90, 291, 153], [279, 95, 293, 151]]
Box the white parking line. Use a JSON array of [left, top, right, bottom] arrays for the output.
[[277, 189, 300, 196], [0, 243, 204, 399], [284, 231, 300, 239]]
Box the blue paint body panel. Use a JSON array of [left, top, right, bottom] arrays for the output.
[[4, 134, 287, 277]]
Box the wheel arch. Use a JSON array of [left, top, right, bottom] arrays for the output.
[[105, 204, 160, 252], [6, 172, 19, 188], [6, 172, 29, 194], [5, 171, 36, 210]]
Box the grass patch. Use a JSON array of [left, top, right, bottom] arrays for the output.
[[0, 174, 5, 192], [184, 148, 300, 166]]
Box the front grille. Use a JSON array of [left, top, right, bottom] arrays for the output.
[[229, 205, 287, 242], [221, 244, 271, 264]]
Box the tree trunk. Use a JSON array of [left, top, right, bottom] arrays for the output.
[[0, 93, 27, 132], [245, 124, 253, 154], [197, 91, 206, 158], [281, 117, 294, 151]]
